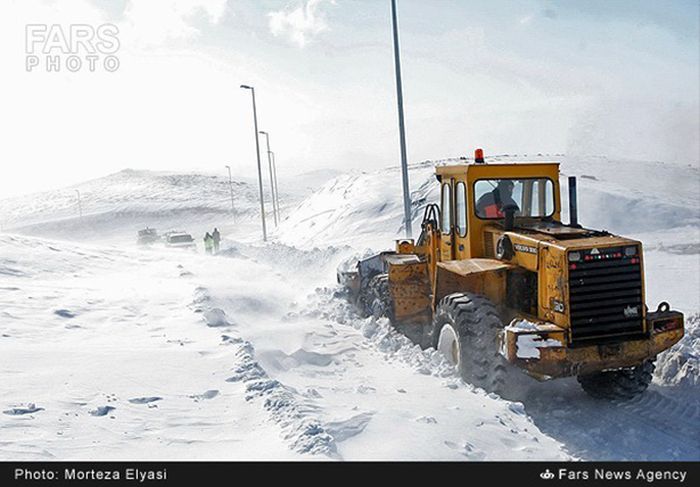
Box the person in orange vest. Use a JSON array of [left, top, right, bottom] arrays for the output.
[[475, 180, 519, 218], [203, 232, 214, 255]]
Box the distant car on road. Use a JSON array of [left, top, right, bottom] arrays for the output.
[[137, 227, 159, 245], [164, 231, 196, 250]]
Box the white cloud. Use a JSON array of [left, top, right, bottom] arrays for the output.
[[519, 14, 534, 25], [268, 0, 334, 48], [123, 0, 228, 46]]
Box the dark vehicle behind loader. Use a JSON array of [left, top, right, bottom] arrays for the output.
[[137, 227, 159, 245]]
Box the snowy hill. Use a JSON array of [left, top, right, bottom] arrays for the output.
[[0, 169, 285, 244], [2, 169, 248, 223]]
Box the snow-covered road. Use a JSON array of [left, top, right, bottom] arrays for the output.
[[0, 235, 571, 460], [0, 235, 296, 459]]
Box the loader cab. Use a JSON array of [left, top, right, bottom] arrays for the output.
[[435, 156, 562, 261]]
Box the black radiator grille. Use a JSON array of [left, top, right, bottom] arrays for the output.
[[568, 247, 645, 344]]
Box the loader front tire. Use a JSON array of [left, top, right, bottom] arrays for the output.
[[577, 360, 655, 401], [430, 293, 506, 394]]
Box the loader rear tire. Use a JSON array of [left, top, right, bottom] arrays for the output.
[[363, 273, 429, 345], [577, 360, 655, 401], [429, 293, 507, 394], [364, 273, 393, 321]]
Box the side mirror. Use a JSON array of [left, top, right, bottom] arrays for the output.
[[502, 204, 518, 231]]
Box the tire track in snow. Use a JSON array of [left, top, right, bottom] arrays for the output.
[[516, 377, 700, 460], [223, 339, 337, 457], [616, 388, 700, 439]]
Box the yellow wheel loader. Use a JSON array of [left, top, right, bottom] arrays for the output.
[[338, 150, 684, 400]]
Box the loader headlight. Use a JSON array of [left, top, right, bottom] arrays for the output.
[[624, 246, 638, 257], [568, 251, 581, 262]]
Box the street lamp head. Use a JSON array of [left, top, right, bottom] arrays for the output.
[[259, 130, 267, 135], [240, 84, 252, 90], [225, 165, 230, 169]]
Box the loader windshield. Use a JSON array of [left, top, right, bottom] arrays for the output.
[[474, 178, 554, 219]]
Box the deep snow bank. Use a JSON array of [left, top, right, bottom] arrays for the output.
[[276, 161, 436, 249], [655, 313, 700, 390], [277, 155, 699, 248]]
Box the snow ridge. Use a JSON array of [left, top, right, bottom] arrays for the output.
[[190, 286, 337, 457], [225, 339, 337, 457]]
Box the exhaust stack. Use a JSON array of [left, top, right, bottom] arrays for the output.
[[569, 176, 580, 228]]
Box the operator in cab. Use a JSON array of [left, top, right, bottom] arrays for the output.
[[475, 179, 519, 218]]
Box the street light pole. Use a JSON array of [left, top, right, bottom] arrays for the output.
[[240, 84, 267, 242], [270, 151, 281, 220], [390, 0, 413, 239], [225, 165, 236, 221], [259, 131, 278, 226], [75, 189, 82, 219]]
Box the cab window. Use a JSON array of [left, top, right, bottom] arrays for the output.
[[474, 178, 554, 219], [455, 182, 467, 237], [441, 183, 452, 234]]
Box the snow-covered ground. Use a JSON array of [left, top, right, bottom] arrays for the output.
[[1, 154, 698, 460], [0, 235, 569, 460]]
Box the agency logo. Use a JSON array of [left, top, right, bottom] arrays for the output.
[[25, 24, 120, 73], [540, 469, 555, 480]]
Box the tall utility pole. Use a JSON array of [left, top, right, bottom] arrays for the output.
[[270, 151, 281, 221], [390, 0, 413, 239], [75, 189, 83, 219], [225, 165, 236, 221], [240, 84, 267, 242], [259, 131, 279, 226]]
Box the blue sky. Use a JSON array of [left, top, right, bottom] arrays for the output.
[[0, 0, 698, 197]]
